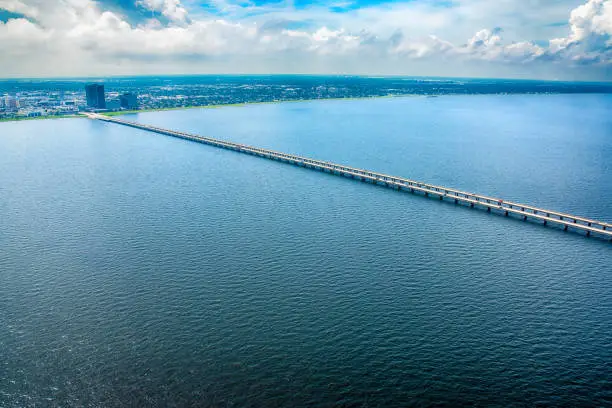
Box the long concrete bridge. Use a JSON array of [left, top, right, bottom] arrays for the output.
[[86, 113, 612, 241]]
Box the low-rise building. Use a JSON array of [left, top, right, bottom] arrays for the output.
[[5, 96, 20, 111]]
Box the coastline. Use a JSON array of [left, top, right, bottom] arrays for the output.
[[0, 114, 82, 123], [0, 92, 602, 122], [0, 95, 406, 122], [101, 94, 406, 117]]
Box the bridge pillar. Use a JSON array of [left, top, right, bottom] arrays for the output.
[[523, 215, 527, 221], [543, 220, 547, 226], [487, 207, 491, 212], [564, 225, 568, 231], [439, 195, 443, 200], [504, 211, 508, 216], [455, 199, 458, 204], [587, 231, 591, 237], [470, 203, 474, 208]]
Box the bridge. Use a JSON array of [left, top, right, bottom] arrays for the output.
[[85, 113, 612, 241]]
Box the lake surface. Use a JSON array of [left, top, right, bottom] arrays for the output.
[[1, 95, 611, 407]]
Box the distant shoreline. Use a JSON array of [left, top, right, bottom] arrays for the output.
[[101, 95, 407, 117], [0, 91, 599, 123], [0, 95, 404, 122]]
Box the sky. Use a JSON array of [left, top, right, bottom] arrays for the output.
[[0, 0, 610, 80]]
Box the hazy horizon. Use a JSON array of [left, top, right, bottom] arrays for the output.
[[1, 73, 611, 84]]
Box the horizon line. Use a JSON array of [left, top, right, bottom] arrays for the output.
[[1, 73, 611, 84]]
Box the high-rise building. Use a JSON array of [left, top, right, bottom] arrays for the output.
[[106, 99, 121, 111], [85, 84, 106, 109], [120, 93, 138, 110]]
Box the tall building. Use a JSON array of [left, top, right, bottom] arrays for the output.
[[106, 99, 121, 111], [120, 93, 138, 110], [85, 84, 106, 109]]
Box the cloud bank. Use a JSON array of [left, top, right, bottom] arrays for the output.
[[0, 0, 610, 79]]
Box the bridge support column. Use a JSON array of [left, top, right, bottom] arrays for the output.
[[504, 211, 508, 216], [564, 225, 568, 231], [455, 199, 458, 204], [543, 220, 547, 226], [487, 207, 491, 212], [587, 231, 591, 237], [470, 203, 474, 208], [439, 195, 443, 200], [523, 215, 527, 221]]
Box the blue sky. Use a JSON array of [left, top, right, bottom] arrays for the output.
[[0, 0, 610, 79]]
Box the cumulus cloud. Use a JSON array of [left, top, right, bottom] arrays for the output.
[[0, 0, 39, 18], [0, 16, 48, 49], [137, 0, 188, 23], [468, 28, 502, 50], [0, 0, 609, 78], [549, 0, 612, 63]]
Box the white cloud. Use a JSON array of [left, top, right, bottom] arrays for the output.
[[137, 0, 188, 23], [0, 16, 49, 47], [0, 0, 609, 78], [467, 29, 503, 50], [549, 0, 612, 65], [0, 0, 39, 18]]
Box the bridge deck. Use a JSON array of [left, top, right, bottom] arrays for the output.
[[86, 113, 612, 241]]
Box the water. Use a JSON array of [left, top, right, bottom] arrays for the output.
[[1, 94, 611, 407]]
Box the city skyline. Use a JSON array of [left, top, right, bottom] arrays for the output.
[[0, 0, 610, 81]]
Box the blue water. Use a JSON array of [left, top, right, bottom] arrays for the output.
[[1, 94, 611, 407]]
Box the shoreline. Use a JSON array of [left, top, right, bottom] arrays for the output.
[[0, 114, 81, 123], [0, 91, 598, 122], [101, 94, 407, 117], [0, 95, 413, 122]]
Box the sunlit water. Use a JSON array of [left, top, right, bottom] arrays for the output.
[[1, 95, 611, 407]]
